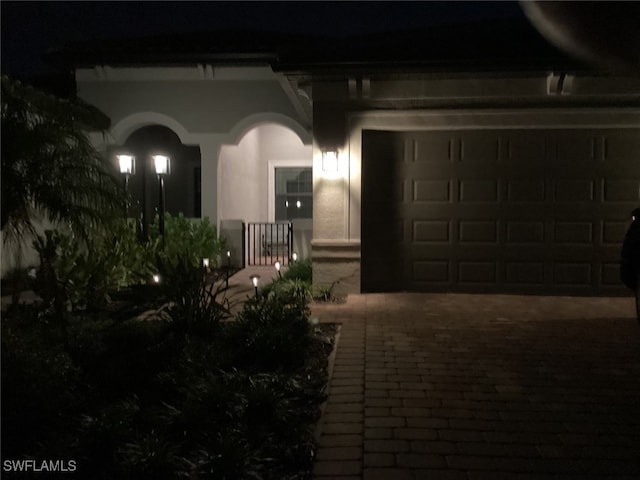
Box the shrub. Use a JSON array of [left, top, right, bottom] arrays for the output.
[[281, 257, 312, 283], [154, 255, 231, 338], [32, 222, 156, 313], [150, 213, 225, 269], [31, 214, 226, 313], [1, 309, 80, 459], [231, 288, 311, 371]]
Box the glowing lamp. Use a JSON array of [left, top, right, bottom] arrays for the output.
[[322, 150, 339, 172], [250, 274, 260, 297], [117, 154, 135, 175], [152, 154, 170, 175]]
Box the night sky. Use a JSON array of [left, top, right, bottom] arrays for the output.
[[1, 1, 525, 78]]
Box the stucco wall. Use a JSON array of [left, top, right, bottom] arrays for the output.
[[219, 128, 262, 223], [218, 123, 312, 224], [77, 78, 302, 137]]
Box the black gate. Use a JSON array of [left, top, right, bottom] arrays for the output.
[[247, 222, 292, 266]]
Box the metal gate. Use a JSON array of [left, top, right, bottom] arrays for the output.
[[247, 222, 293, 266]]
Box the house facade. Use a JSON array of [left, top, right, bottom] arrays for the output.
[[67, 24, 640, 296]]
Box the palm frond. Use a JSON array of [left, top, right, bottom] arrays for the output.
[[1, 75, 125, 249]]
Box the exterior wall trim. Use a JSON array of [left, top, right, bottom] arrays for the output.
[[110, 111, 194, 145]]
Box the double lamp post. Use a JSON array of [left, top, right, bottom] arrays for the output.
[[117, 152, 170, 239]]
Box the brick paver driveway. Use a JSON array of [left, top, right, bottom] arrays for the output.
[[312, 293, 640, 480]]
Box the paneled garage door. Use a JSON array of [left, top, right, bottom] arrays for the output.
[[362, 128, 640, 294]]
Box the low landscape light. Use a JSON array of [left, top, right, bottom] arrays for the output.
[[292, 252, 298, 262], [152, 274, 161, 284], [202, 258, 210, 268], [274, 261, 282, 278], [250, 275, 260, 296]]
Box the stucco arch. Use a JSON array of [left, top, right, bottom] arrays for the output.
[[227, 112, 312, 146], [110, 112, 192, 145]]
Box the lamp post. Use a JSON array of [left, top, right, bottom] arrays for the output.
[[117, 154, 135, 190], [117, 154, 135, 216], [152, 154, 170, 239]]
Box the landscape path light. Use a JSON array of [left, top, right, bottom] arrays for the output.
[[152, 154, 170, 239], [226, 250, 231, 289], [292, 252, 298, 263], [274, 261, 282, 279], [250, 275, 260, 297]]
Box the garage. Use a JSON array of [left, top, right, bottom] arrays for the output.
[[362, 127, 640, 294]]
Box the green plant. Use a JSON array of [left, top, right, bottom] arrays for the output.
[[1, 75, 124, 263], [231, 289, 311, 371], [282, 257, 312, 283], [32, 221, 158, 313], [150, 213, 225, 269], [155, 255, 231, 338], [1, 312, 80, 459], [265, 258, 336, 303]]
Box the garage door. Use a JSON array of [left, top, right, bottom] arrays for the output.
[[362, 128, 640, 294]]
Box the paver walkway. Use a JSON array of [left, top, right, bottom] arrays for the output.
[[312, 293, 640, 480]]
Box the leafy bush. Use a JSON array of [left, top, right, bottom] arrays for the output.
[[231, 288, 311, 371], [282, 257, 312, 283], [264, 257, 336, 303], [150, 213, 225, 269], [32, 223, 156, 313], [1, 308, 80, 459], [31, 214, 225, 313], [155, 255, 231, 338]]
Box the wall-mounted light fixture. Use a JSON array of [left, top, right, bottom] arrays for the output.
[[322, 150, 339, 173]]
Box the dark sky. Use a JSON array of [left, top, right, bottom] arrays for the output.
[[1, 1, 525, 78]]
